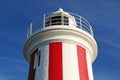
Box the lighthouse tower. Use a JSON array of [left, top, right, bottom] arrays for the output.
[[23, 8, 98, 80]]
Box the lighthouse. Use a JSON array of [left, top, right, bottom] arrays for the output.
[[23, 8, 98, 80]]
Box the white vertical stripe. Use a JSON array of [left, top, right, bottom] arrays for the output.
[[63, 43, 80, 80], [86, 50, 94, 80], [35, 45, 49, 80]]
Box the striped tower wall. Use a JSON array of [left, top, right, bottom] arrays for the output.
[[28, 42, 93, 80]]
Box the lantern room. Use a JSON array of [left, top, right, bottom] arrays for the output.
[[45, 8, 77, 27]]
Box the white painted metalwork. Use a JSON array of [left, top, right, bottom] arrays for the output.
[[27, 10, 94, 38]]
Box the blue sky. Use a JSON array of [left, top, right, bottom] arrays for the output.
[[0, 0, 120, 80]]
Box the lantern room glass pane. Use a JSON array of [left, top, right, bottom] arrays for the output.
[[51, 16, 61, 25], [64, 16, 69, 25], [45, 16, 69, 27]]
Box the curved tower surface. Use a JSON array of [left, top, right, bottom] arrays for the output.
[[23, 8, 98, 80]]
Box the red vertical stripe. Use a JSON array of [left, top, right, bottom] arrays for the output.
[[77, 45, 89, 80], [49, 42, 63, 80], [28, 49, 38, 80]]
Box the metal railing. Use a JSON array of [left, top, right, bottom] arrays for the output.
[[27, 12, 94, 38]]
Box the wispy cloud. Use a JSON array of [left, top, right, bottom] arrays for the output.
[[103, 38, 120, 49], [0, 56, 28, 73], [97, 35, 120, 58], [0, 57, 28, 80], [95, 75, 113, 80], [94, 70, 120, 80], [0, 72, 17, 80], [0, 57, 26, 64]]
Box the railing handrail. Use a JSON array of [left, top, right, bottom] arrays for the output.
[[27, 12, 94, 38]]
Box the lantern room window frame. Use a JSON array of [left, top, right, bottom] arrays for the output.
[[45, 15, 69, 27]]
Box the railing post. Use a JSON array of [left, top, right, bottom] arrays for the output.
[[80, 16, 82, 29], [61, 12, 64, 25], [27, 27, 29, 38], [30, 23, 32, 35], [43, 14, 45, 29], [49, 17, 51, 26], [90, 26, 94, 37]]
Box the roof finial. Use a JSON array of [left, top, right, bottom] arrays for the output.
[[59, 7, 63, 12]]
